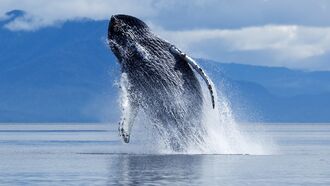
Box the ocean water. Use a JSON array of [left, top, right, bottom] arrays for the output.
[[0, 123, 329, 185]]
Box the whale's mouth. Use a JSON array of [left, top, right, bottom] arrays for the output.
[[108, 15, 139, 45], [108, 14, 150, 49], [108, 14, 155, 66], [108, 16, 126, 62], [108, 15, 119, 41]]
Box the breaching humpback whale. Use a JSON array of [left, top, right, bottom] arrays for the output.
[[107, 15, 215, 151]]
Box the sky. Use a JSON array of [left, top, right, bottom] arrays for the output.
[[1, 0, 330, 71]]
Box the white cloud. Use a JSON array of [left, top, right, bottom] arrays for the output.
[[4, 14, 53, 31], [0, 0, 156, 30], [154, 25, 330, 70], [0, 12, 12, 21], [1, 0, 330, 70], [2, 0, 330, 31]]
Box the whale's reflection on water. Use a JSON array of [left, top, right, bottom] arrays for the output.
[[0, 123, 329, 185], [107, 154, 204, 185]]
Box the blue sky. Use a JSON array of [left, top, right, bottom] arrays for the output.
[[1, 0, 330, 71]]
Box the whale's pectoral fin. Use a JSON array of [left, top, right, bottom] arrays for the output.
[[119, 74, 139, 143], [119, 102, 138, 143], [169, 45, 216, 109]]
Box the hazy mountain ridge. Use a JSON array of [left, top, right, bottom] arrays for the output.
[[1, 14, 329, 122], [0, 15, 119, 122], [198, 60, 330, 122], [199, 59, 330, 96]]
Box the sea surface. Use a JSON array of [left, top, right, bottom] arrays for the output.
[[0, 123, 329, 185]]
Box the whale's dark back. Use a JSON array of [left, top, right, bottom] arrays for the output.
[[108, 15, 204, 150]]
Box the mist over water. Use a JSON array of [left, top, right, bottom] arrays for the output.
[[118, 72, 275, 155], [195, 85, 273, 155]]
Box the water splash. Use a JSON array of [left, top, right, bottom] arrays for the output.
[[119, 75, 275, 155], [187, 84, 273, 155]]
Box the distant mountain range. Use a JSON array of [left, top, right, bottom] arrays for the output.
[[198, 60, 330, 122], [1, 10, 330, 123]]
